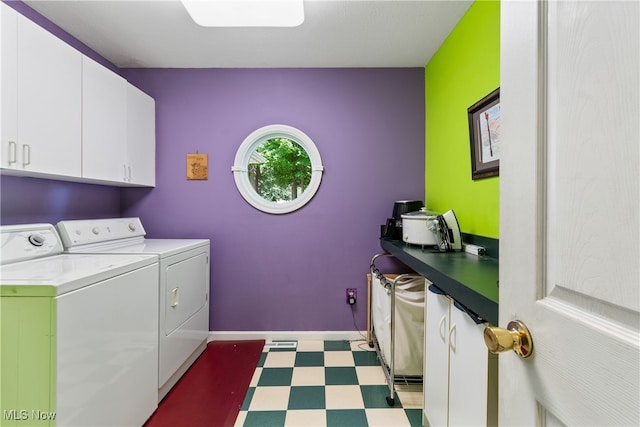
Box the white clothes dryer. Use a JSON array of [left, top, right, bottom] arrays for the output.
[[56, 217, 210, 401], [0, 223, 159, 426]]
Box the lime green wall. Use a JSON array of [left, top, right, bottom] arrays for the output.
[[425, 0, 500, 238], [1, 296, 56, 426]]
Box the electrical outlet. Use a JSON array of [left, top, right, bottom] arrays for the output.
[[346, 288, 357, 305], [464, 243, 486, 256]]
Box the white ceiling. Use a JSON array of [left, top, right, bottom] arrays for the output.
[[22, 0, 473, 69]]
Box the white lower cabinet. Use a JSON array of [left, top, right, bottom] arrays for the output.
[[424, 286, 497, 426]]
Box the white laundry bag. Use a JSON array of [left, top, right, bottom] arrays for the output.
[[371, 273, 426, 375]]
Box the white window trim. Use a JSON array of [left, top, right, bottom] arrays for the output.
[[232, 124, 324, 214]]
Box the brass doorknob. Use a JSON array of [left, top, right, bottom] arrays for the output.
[[483, 320, 533, 358]]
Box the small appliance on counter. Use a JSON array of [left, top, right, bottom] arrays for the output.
[[401, 209, 440, 245], [381, 200, 424, 240], [401, 208, 462, 252]]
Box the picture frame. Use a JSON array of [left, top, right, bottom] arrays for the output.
[[468, 88, 500, 180], [186, 153, 209, 180]]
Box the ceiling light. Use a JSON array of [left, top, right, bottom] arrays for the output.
[[181, 0, 304, 27]]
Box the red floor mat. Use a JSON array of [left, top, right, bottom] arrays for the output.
[[144, 340, 265, 427]]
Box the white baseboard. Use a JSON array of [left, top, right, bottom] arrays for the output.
[[208, 331, 365, 342]]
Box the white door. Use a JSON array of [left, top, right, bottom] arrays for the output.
[[499, 1, 639, 426]]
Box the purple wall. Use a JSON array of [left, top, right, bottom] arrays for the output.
[[0, 176, 121, 224], [121, 68, 425, 331], [1, 1, 123, 224], [1, 1, 425, 332]]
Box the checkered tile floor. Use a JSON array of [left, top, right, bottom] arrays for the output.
[[234, 340, 423, 427]]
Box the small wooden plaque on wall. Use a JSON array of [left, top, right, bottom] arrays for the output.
[[187, 153, 208, 180]]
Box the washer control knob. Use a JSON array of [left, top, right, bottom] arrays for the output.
[[128, 223, 137, 232], [92, 227, 100, 235], [28, 234, 45, 247]]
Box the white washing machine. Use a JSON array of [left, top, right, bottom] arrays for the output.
[[56, 217, 210, 401], [0, 223, 159, 426]]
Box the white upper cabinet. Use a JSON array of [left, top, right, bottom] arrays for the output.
[[1, 3, 18, 170], [82, 55, 127, 183], [126, 84, 156, 187], [0, 4, 155, 187], [16, 10, 82, 177]]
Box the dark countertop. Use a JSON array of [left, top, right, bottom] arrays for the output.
[[380, 238, 499, 325]]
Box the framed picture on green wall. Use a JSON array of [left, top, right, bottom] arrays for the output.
[[468, 88, 500, 180]]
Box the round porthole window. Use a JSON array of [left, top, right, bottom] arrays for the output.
[[232, 125, 324, 214]]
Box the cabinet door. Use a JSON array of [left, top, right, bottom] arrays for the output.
[[17, 14, 81, 177], [447, 305, 489, 426], [424, 290, 451, 427], [82, 55, 127, 182], [1, 3, 18, 169], [126, 84, 155, 186]]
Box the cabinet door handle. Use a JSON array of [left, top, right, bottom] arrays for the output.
[[22, 144, 31, 166], [170, 287, 179, 308], [8, 141, 17, 164], [123, 164, 128, 181], [448, 324, 457, 353], [439, 315, 447, 343], [127, 165, 132, 182]]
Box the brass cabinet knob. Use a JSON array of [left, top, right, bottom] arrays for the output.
[[483, 320, 533, 358]]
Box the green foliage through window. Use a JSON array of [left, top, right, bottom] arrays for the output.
[[250, 138, 312, 202]]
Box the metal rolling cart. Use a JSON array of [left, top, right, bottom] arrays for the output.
[[369, 253, 426, 406]]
